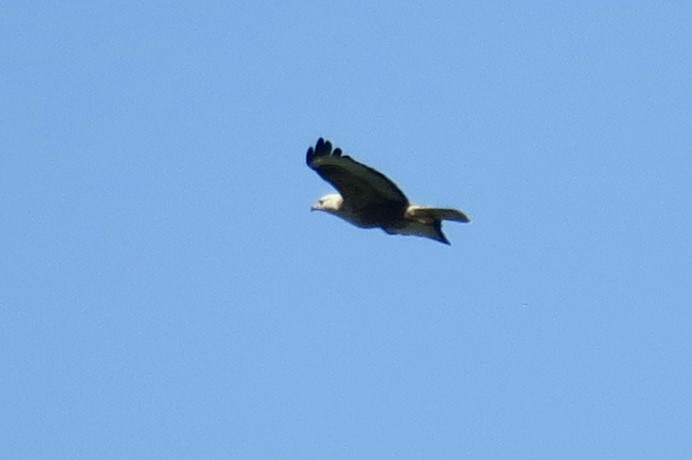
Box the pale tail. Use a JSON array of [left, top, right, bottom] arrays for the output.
[[407, 206, 470, 223]]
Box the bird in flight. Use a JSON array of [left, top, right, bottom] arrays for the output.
[[306, 138, 469, 245]]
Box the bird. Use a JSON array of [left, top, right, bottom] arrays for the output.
[[306, 137, 470, 245]]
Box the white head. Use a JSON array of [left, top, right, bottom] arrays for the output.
[[311, 193, 343, 214]]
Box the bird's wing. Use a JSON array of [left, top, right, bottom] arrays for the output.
[[306, 138, 409, 213]]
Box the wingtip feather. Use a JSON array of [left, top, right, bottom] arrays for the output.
[[306, 146, 314, 166], [308, 137, 340, 167]]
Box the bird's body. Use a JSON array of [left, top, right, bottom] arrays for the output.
[[306, 138, 469, 244]]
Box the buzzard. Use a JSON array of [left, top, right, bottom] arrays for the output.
[[306, 138, 469, 245]]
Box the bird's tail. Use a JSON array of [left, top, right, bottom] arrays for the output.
[[406, 206, 470, 223]]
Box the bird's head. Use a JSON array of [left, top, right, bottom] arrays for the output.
[[311, 193, 343, 214]]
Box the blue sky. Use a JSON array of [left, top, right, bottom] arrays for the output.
[[1, 2, 690, 458]]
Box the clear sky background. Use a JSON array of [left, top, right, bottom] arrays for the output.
[[1, 2, 691, 458]]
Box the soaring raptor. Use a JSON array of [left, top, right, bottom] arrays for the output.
[[306, 138, 469, 245]]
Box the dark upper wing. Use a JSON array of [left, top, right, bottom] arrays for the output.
[[306, 138, 409, 212]]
